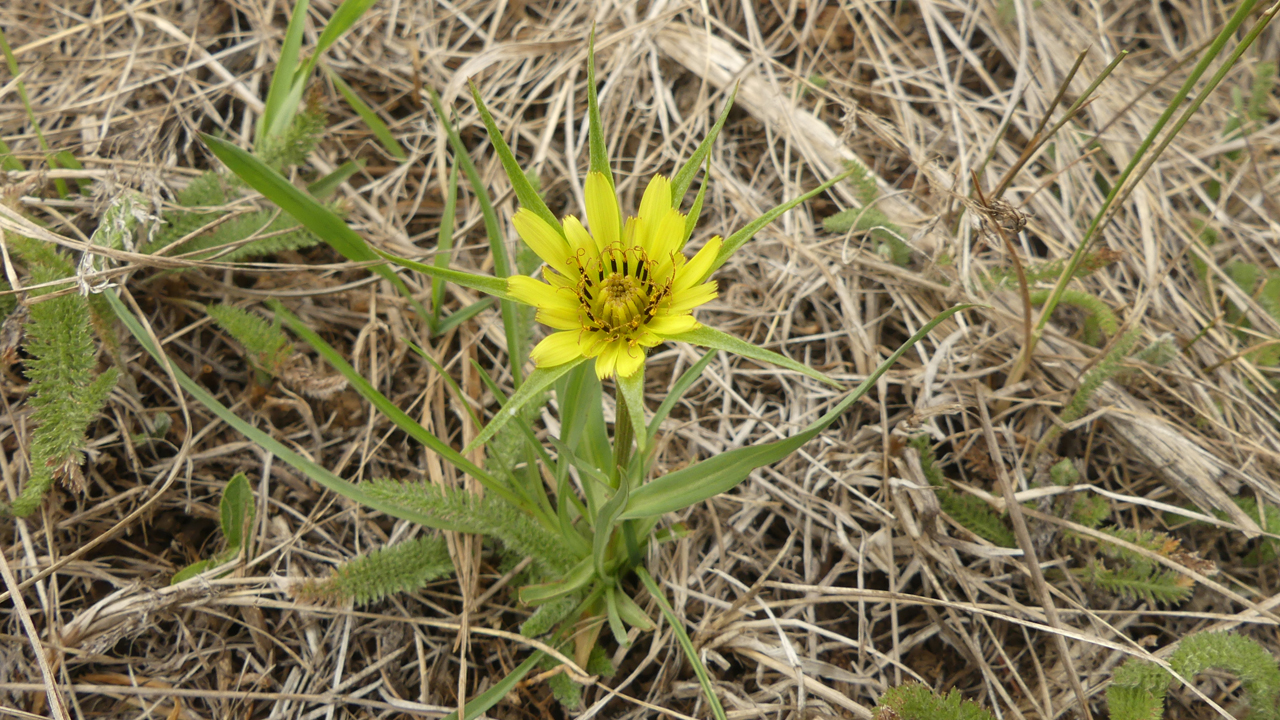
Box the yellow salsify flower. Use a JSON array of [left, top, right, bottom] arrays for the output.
[[507, 172, 720, 379]]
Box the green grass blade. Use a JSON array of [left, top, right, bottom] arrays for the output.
[[439, 652, 544, 720], [436, 298, 495, 334], [647, 349, 715, 441], [266, 301, 529, 509], [712, 164, 861, 274], [432, 163, 461, 328], [307, 159, 364, 200], [462, 359, 587, 456], [455, 87, 562, 236], [670, 85, 738, 204], [370, 246, 511, 299], [1035, 0, 1265, 334], [668, 326, 841, 388], [682, 159, 709, 246], [428, 88, 528, 383], [325, 65, 407, 161], [107, 291, 485, 533], [308, 0, 379, 73], [623, 305, 971, 519], [637, 567, 728, 720], [258, 0, 310, 148], [586, 31, 613, 191], [201, 134, 430, 319], [0, 137, 23, 172]]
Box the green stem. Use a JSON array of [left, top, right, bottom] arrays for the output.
[[1029, 0, 1265, 358], [613, 388, 634, 487]]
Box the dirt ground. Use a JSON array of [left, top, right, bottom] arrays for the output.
[[2, 0, 1279, 718]]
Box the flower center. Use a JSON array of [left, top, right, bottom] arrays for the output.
[[573, 245, 672, 337]]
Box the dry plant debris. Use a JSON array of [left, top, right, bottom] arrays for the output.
[[2, 0, 1279, 719]]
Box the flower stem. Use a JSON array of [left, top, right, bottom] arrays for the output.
[[612, 387, 634, 487]]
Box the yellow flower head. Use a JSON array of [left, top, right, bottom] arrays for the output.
[[508, 172, 720, 379]]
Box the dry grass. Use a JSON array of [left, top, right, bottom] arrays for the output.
[[2, 0, 1279, 718]]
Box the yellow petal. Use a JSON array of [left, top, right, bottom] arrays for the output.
[[614, 345, 645, 378], [637, 175, 671, 228], [537, 305, 583, 331], [585, 172, 620, 249], [530, 331, 584, 368], [563, 215, 600, 266], [673, 235, 721, 293], [647, 207, 686, 263], [508, 275, 551, 305], [645, 314, 698, 336], [513, 209, 572, 274], [667, 281, 717, 314], [594, 340, 623, 379]]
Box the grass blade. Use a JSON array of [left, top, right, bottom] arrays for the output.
[[108, 291, 483, 533], [712, 164, 861, 273], [432, 162, 461, 329], [462, 359, 587, 456], [325, 65, 407, 161], [637, 567, 728, 720], [670, 85, 739, 204], [616, 364, 647, 453], [623, 305, 971, 519], [668, 326, 841, 387], [201, 134, 430, 319], [258, 0, 310, 147], [370, 246, 511, 299], [646, 349, 715, 441], [439, 652, 543, 720]]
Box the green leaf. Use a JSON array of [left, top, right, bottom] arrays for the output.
[[371, 246, 511, 300], [439, 652, 544, 720], [108, 291, 487, 533], [258, 0, 311, 148], [605, 586, 630, 647], [682, 159, 709, 246], [616, 364, 647, 453], [0, 137, 23, 172], [432, 163, 460, 329], [519, 555, 596, 605], [428, 88, 528, 382], [307, 159, 364, 200], [456, 87, 562, 237], [200, 134, 429, 320], [220, 472, 255, 551], [637, 567, 728, 720], [622, 305, 972, 519], [712, 163, 862, 274], [463, 359, 587, 456], [586, 32, 613, 191], [325, 65, 407, 161], [647, 349, 715, 441], [265, 301, 521, 504], [670, 85, 738, 204], [436, 298, 495, 334], [171, 559, 217, 585], [668, 325, 841, 388]]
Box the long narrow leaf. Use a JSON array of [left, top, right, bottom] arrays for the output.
[[371, 246, 511, 299], [326, 65, 407, 161], [307, 159, 364, 200], [264, 302, 532, 512], [258, 0, 311, 148], [668, 325, 841, 388], [637, 567, 728, 720], [622, 305, 971, 519], [462, 359, 588, 456], [432, 162, 460, 329], [427, 88, 528, 382], [439, 652, 543, 720], [107, 291, 483, 533], [712, 164, 861, 273], [586, 32, 614, 191], [647, 349, 715, 441], [456, 87, 562, 236], [670, 85, 738, 204], [201, 134, 430, 319]]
